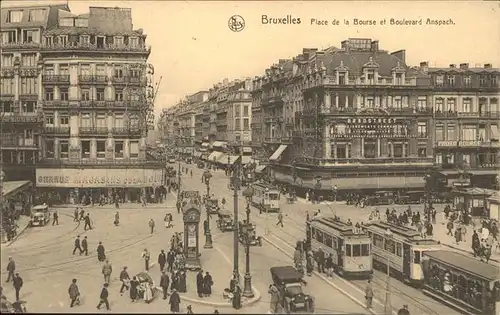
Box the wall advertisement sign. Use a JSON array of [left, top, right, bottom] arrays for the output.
[[36, 168, 163, 188]]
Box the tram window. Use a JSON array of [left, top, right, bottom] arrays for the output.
[[345, 244, 352, 256], [361, 244, 370, 256], [316, 230, 324, 243], [324, 234, 333, 248], [373, 234, 384, 248], [332, 238, 338, 249], [395, 243, 402, 257], [413, 251, 421, 263], [384, 239, 395, 254], [269, 193, 279, 200], [311, 227, 316, 240], [352, 244, 361, 257]]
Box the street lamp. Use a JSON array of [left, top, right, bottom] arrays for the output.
[[231, 156, 241, 284], [241, 186, 254, 298], [424, 171, 433, 225], [384, 229, 393, 315], [203, 169, 213, 249]]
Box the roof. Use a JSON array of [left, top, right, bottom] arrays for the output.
[[270, 266, 303, 281], [321, 50, 407, 76], [218, 210, 233, 217], [2, 180, 32, 197], [487, 192, 500, 203], [425, 250, 500, 281], [44, 26, 143, 36], [428, 67, 499, 74], [366, 221, 421, 239], [311, 216, 362, 234], [456, 187, 496, 196], [32, 205, 48, 211], [0, 4, 69, 29]]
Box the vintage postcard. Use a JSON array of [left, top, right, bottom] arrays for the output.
[[0, 0, 499, 314]]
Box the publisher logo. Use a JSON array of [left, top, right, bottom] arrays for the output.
[[228, 15, 245, 32]]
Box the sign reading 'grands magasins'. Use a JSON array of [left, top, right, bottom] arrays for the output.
[[36, 168, 163, 188]]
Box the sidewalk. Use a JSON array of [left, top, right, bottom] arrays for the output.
[[53, 202, 174, 210], [1, 215, 32, 245]]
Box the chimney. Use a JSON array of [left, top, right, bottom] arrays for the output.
[[341, 40, 349, 50], [484, 63, 492, 69], [449, 64, 456, 68], [371, 40, 379, 51], [459, 63, 469, 70], [420, 61, 429, 74], [223, 78, 229, 86], [391, 50, 406, 63]]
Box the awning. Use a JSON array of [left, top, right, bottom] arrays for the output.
[[220, 155, 240, 165], [212, 141, 227, 148], [269, 145, 288, 161], [468, 169, 499, 176], [201, 143, 210, 148], [208, 151, 224, 162], [2, 180, 32, 197], [255, 165, 268, 174], [491, 125, 499, 140], [242, 147, 253, 154]]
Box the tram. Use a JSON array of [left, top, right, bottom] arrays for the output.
[[364, 221, 441, 285], [422, 250, 500, 315], [307, 216, 372, 279], [250, 182, 280, 213]]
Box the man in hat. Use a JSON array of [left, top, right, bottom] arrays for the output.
[[96, 283, 110, 311], [12, 273, 23, 301], [142, 248, 151, 271], [397, 304, 410, 315], [160, 270, 170, 299], [119, 266, 130, 295], [73, 236, 82, 255], [81, 236, 89, 256], [169, 288, 180, 313], [102, 260, 112, 284], [6, 257, 16, 282], [68, 278, 80, 307]]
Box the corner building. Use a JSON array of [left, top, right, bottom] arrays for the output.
[[35, 6, 162, 203], [255, 39, 435, 193]]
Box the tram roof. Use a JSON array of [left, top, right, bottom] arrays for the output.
[[366, 221, 421, 238], [311, 216, 365, 235], [253, 182, 279, 190], [425, 250, 500, 281]]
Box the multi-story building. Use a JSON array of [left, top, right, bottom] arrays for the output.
[[428, 62, 499, 188], [253, 39, 435, 193], [34, 6, 160, 203], [0, 4, 69, 181]]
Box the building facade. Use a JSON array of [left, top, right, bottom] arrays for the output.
[[428, 62, 499, 188], [34, 6, 160, 203], [0, 4, 69, 181]]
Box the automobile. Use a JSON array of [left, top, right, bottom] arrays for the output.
[[216, 210, 234, 232], [397, 190, 425, 204], [238, 221, 262, 246], [29, 204, 50, 227], [205, 198, 220, 215], [365, 190, 396, 206], [270, 266, 315, 313]]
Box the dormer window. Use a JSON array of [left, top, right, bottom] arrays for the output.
[[447, 75, 455, 86], [23, 30, 38, 43], [59, 35, 67, 46], [464, 76, 471, 87], [96, 36, 105, 49], [81, 35, 89, 45], [367, 71, 375, 84], [395, 73, 403, 85], [491, 75, 497, 86], [129, 37, 138, 47], [7, 10, 23, 23], [28, 9, 45, 22], [435, 75, 444, 86], [115, 36, 124, 45], [45, 36, 52, 46]]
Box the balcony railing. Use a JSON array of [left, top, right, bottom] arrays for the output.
[[1, 138, 38, 147], [42, 42, 151, 53], [78, 75, 108, 83], [434, 110, 500, 118], [128, 76, 147, 85], [0, 112, 43, 123], [2, 41, 41, 49], [42, 75, 70, 84], [106, 100, 127, 108], [436, 140, 498, 148], [79, 127, 109, 135], [44, 126, 70, 134], [39, 158, 163, 166], [111, 76, 127, 84], [295, 156, 434, 166]]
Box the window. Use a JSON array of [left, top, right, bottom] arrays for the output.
[[435, 75, 444, 86], [435, 98, 444, 112], [59, 35, 67, 46], [130, 141, 139, 158], [129, 115, 139, 128], [395, 73, 403, 85], [2, 55, 13, 67], [59, 141, 69, 159], [447, 75, 455, 86], [60, 88, 69, 101], [352, 244, 361, 257], [1, 78, 14, 95], [22, 30, 38, 43], [462, 98, 472, 112], [384, 239, 395, 254], [45, 114, 54, 125], [461, 125, 477, 141], [315, 229, 324, 243], [393, 97, 402, 109], [45, 36, 52, 46], [115, 36, 124, 45], [80, 64, 90, 75], [97, 88, 105, 101], [345, 244, 351, 257], [96, 114, 106, 128], [80, 113, 91, 128], [96, 140, 106, 158], [336, 144, 347, 159], [81, 140, 91, 158], [243, 118, 249, 130], [60, 115, 69, 126], [7, 11, 23, 23], [45, 139, 55, 158], [418, 148, 427, 157], [447, 124, 456, 141], [1, 31, 17, 44], [21, 54, 36, 66], [22, 101, 35, 113], [81, 88, 90, 101], [418, 122, 427, 138], [446, 98, 456, 112], [417, 97, 427, 110], [435, 125, 444, 141], [20, 77, 37, 95], [395, 243, 402, 257], [361, 244, 370, 256], [324, 234, 333, 248], [479, 75, 487, 87], [492, 75, 497, 86], [235, 118, 241, 130], [28, 9, 45, 22], [373, 234, 384, 248], [44, 65, 54, 75], [114, 66, 123, 78], [393, 143, 403, 158], [45, 88, 54, 101], [114, 141, 124, 158], [59, 65, 69, 75], [363, 140, 376, 158], [413, 251, 421, 264], [81, 35, 89, 45], [129, 37, 138, 47], [96, 64, 105, 76], [464, 76, 471, 87], [114, 114, 124, 128], [243, 105, 249, 116], [115, 89, 124, 101]]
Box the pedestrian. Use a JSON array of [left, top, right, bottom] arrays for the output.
[[81, 236, 89, 256], [397, 304, 410, 315], [102, 260, 112, 284], [84, 213, 92, 231], [68, 278, 80, 307], [196, 270, 204, 298], [169, 289, 181, 313], [130, 276, 139, 302], [178, 270, 187, 293], [213, 309, 219, 314], [187, 305, 194, 314], [79, 208, 85, 221], [203, 271, 213, 297], [96, 283, 111, 311], [365, 279, 373, 308], [119, 266, 130, 295], [325, 253, 334, 277], [12, 273, 23, 301], [142, 248, 151, 271], [6, 257, 15, 282], [97, 241, 106, 262], [160, 270, 170, 300], [316, 247, 325, 273], [158, 250, 167, 271], [148, 219, 155, 234], [114, 211, 120, 227], [167, 250, 175, 273], [74, 208, 79, 222], [276, 211, 284, 227], [73, 235, 83, 255], [268, 283, 279, 313], [52, 210, 59, 225]]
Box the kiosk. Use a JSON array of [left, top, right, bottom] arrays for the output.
[[182, 202, 202, 271]]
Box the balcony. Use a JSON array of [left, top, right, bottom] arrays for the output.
[[79, 127, 109, 135], [44, 126, 70, 134], [44, 100, 70, 109], [0, 112, 43, 124], [111, 76, 127, 85], [39, 158, 163, 167], [1, 138, 38, 149], [435, 140, 499, 148], [42, 75, 70, 84], [295, 156, 434, 166], [1, 41, 41, 50], [41, 42, 151, 54], [78, 75, 108, 84], [434, 111, 500, 119], [111, 127, 141, 135], [106, 100, 127, 109], [264, 137, 282, 144]]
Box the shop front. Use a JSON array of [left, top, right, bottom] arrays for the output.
[[36, 168, 165, 204]]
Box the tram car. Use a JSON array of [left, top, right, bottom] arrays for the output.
[[250, 182, 280, 213], [307, 216, 372, 279], [422, 250, 500, 315], [364, 221, 441, 285]]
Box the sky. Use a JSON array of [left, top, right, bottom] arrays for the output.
[[4, 0, 500, 119]]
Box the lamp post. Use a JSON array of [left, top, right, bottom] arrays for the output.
[[232, 154, 240, 284], [203, 169, 213, 249], [424, 171, 432, 225], [384, 229, 393, 315], [242, 186, 254, 298]]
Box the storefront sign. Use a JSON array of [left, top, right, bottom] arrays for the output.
[[437, 140, 482, 148], [36, 168, 164, 188]]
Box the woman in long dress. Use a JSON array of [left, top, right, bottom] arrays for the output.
[[143, 282, 154, 303], [130, 276, 139, 302]]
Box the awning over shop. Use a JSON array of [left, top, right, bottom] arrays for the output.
[[491, 125, 499, 140], [208, 151, 224, 162], [255, 165, 268, 174], [269, 145, 288, 161], [242, 147, 253, 154], [212, 141, 227, 148], [2, 180, 31, 197], [219, 155, 240, 165], [454, 187, 497, 196]]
